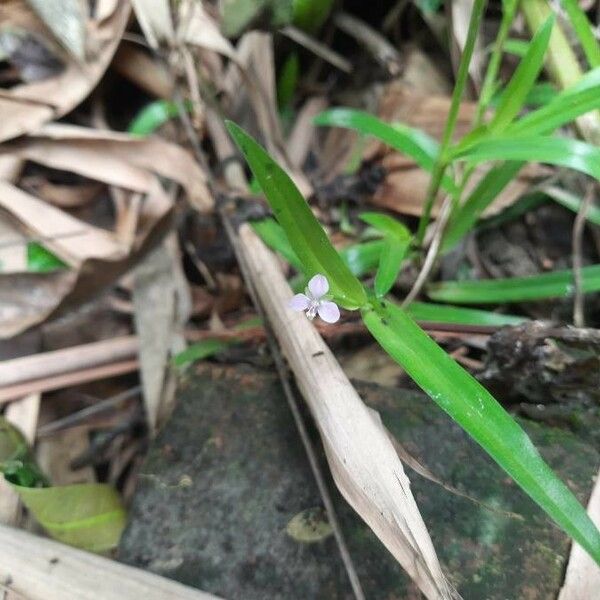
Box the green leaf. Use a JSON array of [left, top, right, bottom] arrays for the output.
[[427, 264, 600, 304], [173, 318, 262, 368], [277, 52, 300, 110], [359, 212, 411, 297], [314, 109, 458, 196], [451, 135, 600, 183], [358, 212, 411, 240], [226, 121, 366, 308], [127, 100, 192, 136], [26, 243, 67, 273], [504, 38, 531, 57], [362, 300, 600, 563], [339, 240, 385, 277], [253, 217, 384, 278], [251, 218, 304, 271], [292, 0, 334, 32], [10, 482, 126, 552], [405, 301, 526, 326], [508, 70, 600, 136], [172, 338, 233, 368], [559, 0, 600, 68], [487, 15, 555, 133], [442, 161, 524, 252]]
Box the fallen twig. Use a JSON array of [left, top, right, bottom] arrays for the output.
[[0, 523, 222, 600]]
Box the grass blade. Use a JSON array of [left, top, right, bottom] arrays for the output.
[[360, 212, 411, 296], [314, 109, 458, 195], [405, 301, 525, 326], [451, 135, 600, 182], [487, 15, 555, 133], [559, 0, 600, 68], [362, 300, 600, 564], [508, 83, 600, 136], [226, 121, 366, 308], [442, 161, 524, 252], [251, 218, 304, 271], [427, 264, 600, 304]]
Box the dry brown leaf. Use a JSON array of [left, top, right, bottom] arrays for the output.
[[3, 124, 212, 212], [0, 523, 223, 600], [0, 1, 129, 142], [113, 43, 174, 99], [131, 0, 174, 50], [0, 181, 126, 267], [133, 234, 190, 432], [238, 224, 457, 600], [0, 178, 174, 338], [177, 0, 237, 60]]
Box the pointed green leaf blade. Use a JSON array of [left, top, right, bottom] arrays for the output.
[[314, 109, 458, 195], [488, 15, 555, 133], [451, 135, 600, 182], [362, 300, 600, 564], [427, 264, 600, 304], [226, 121, 366, 308]]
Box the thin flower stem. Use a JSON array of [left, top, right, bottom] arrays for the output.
[[415, 0, 488, 246]]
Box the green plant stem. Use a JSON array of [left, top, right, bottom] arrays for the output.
[[415, 0, 487, 246], [476, 0, 520, 124], [449, 0, 519, 222]]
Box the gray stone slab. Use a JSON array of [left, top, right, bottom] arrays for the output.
[[119, 363, 599, 599]]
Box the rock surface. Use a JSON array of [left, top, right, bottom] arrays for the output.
[[119, 363, 599, 599]]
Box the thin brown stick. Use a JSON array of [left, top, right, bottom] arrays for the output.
[[572, 183, 595, 327], [221, 212, 367, 600], [0, 337, 138, 388], [0, 360, 139, 405], [0, 524, 221, 600], [402, 193, 454, 307]]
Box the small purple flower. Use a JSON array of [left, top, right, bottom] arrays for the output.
[[289, 274, 340, 323]]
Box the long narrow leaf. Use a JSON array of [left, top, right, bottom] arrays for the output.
[[362, 300, 600, 564], [253, 217, 385, 278], [508, 81, 600, 136], [314, 109, 458, 196], [406, 301, 525, 326], [451, 136, 600, 182], [560, 0, 600, 68], [487, 15, 555, 133], [360, 212, 411, 296], [428, 264, 600, 304], [251, 218, 304, 271], [226, 122, 366, 308], [442, 161, 524, 252]]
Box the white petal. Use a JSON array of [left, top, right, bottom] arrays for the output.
[[308, 274, 329, 299], [289, 293, 310, 311], [317, 301, 340, 323]]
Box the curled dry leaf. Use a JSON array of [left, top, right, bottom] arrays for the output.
[[0, 1, 129, 142], [2, 123, 212, 212], [0, 174, 174, 338]]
